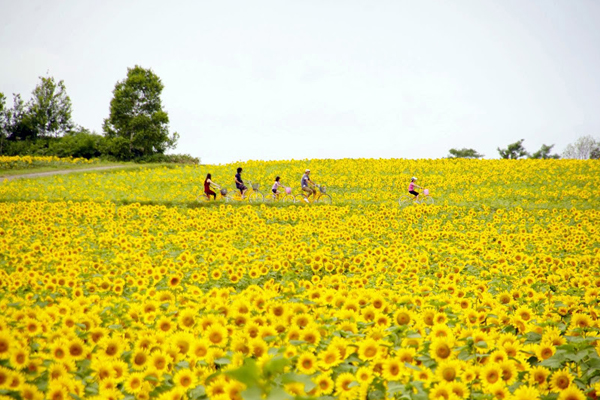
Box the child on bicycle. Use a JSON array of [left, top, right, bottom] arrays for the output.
[[272, 176, 283, 198], [204, 173, 221, 200], [408, 177, 422, 202], [234, 167, 248, 198]]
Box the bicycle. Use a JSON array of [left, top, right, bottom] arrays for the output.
[[398, 188, 434, 207], [228, 181, 265, 203], [196, 186, 230, 202], [265, 185, 296, 204], [295, 185, 332, 205]]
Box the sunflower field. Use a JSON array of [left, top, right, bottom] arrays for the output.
[[0, 158, 599, 400], [0, 156, 98, 172]]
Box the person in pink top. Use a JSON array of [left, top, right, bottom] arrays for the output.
[[272, 176, 283, 198], [408, 177, 422, 201]]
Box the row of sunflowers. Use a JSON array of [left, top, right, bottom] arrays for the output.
[[0, 156, 98, 171], [1, 158, 598, 208], [0, 158, 599, 399]]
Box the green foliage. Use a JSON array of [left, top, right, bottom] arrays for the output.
[[447, 148, 484, 159], [134, 153, 200, 164], [529, 144, 560, 159], [103, 65, 179, 160], [27, 76, 73, 138], [497, 139, 529, 159], [47, 128, 104, 158]]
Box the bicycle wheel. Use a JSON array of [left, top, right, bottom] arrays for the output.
[[248, 191, 264, 203], [316, 194, 332, 204], [263, 193, 277, 203], [398, 194, 413, 207], [282, 194, 296, 204], [295, 194, 309, 204], [422, 195, 434, 205]]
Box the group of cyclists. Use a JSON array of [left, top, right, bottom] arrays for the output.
[[202, 168, 424, 203]]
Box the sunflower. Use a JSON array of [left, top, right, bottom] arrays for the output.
[[19, 383, 43, 400], [557, 386, 586, 400], [131, 348, 150, 370], [357, 338, 380, 361], [173, 369, 197, 390], [150, 351, 170, 372], [430, 337, 455, 362], [319, 346, 341, 369], [528, 365, 550, 387], [0, 332, 12, 360], [498, 360, 518, 385], [430, 382, 452, 400], [550, 368, 573, 391], [381, 358, 404, 381], [9, 346, 29, 370], [512, 385, 540, 400], [449, 381, 470, 399], [177, 309, 196, 330], [481, 363, 502, 386], [485, 382, 509, 399], [436, 359, 461, 382], [297, 352, 318, 375], [335, 372, 358, 396], [393, 308, 413, 326]]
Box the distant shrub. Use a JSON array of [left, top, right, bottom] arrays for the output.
[[135, 153, 200, 164]]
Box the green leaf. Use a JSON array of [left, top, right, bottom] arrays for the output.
[[265, 387, 290, 400], [281, 373, 316, 393], [225, 359, 261, 388], [241, 386, 263, 400], [108, 324, 122, 330], [189, 385, 206, 400], [264, 356, 290, 376]]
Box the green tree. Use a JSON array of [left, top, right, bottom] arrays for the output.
[[0, 92, 6, 154], [27, 76, 73, 138], [5, 93, 36, 141], [447, 148, 484, 159], [103, 65, 179, 159], [497, 139, 529, 159], [529, 144, 559, 159]]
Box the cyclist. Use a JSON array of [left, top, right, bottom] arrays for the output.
[[234, 167, 248, 199], [272, 176, 284, 198], [408, 177, 422, 202], [301, 169, 316, 202], [204, 173, 221, 200]]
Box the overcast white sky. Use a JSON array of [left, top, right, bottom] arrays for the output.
[[1, 1, 599, 164]]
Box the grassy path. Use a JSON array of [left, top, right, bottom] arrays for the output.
[[1, 165, 129, 181]]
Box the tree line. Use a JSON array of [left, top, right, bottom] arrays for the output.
[[448, 137, 600, 160], [0, 66, 196, 163]]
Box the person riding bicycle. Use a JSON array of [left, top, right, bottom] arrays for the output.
[[301, 169, 317, 202], [272, 176, 284, 197], [408, 177, 422, 202], [234, 167, 248, 198], [204, 173, 221, 200]]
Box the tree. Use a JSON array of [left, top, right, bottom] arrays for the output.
[[529, 144, 560, 159], [27, 76, 73, 138], [448, 148, 484, 159], [0, 93, 6, 154], [5, 93, 36, 141], [497, 139, 529, 159], [103, 66, 179, 159], [562, 135, 599, 159]]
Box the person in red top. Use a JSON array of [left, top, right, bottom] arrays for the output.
[[204, 173, 221, 200]]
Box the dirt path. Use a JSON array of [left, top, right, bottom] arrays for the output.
[[1, 165, 128, 181]]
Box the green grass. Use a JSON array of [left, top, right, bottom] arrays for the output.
[[0, 161, 128, 177]]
